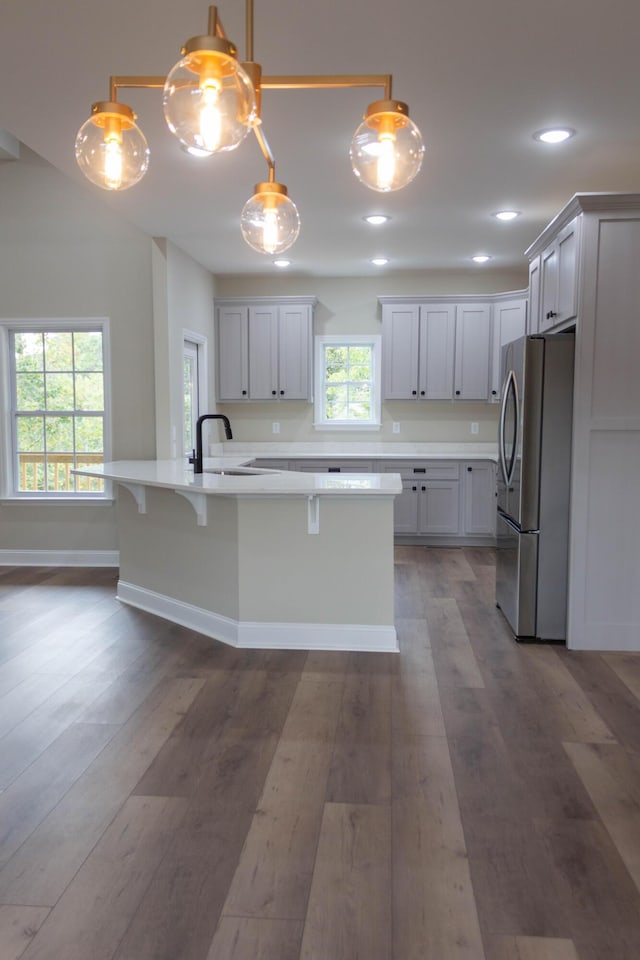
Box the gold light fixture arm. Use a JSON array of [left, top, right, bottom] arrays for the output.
[[252, 123, 276, 181], [246, 0, 255, 62], [109, 76, 166, 101], [261, 74, 393, 99]]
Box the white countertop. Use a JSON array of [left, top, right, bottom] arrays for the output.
[[73, 459, 403, 497], [217, 441, 499, 461]]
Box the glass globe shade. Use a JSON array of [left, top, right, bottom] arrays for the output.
[[163, 46, 256, 155], [350, 101, 424, 192], [240, 185, 301, 255], [75, 104, 149, 191]]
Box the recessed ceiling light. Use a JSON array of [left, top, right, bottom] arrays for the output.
[[273, 259, 291, 268], [371, 257, 389, 266], [472, 255, 492, 264], [494, 210, 520, 222], [364, 215, 390, 226], [533, 127, 576, 144]]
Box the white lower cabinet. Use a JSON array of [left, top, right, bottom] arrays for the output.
[[251, 456, 497, 543], [462, 462, 496, 536]]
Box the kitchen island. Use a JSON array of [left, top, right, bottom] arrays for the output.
[[73, 458, 401, 652]]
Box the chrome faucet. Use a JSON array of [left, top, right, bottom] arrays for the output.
[[189, 414, 233, 473]]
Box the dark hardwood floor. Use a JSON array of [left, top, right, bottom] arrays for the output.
[[0, 549, 639, 960]]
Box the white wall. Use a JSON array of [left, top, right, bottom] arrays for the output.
[[0, 147, 156, 552], [215, 269, 527, 443], [152, 239, 217, 458]]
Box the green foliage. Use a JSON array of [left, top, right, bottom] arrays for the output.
[[323, 343, 373, 421]]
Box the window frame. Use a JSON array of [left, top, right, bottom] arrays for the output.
[[313, 334, 382, 430], [0, 318, 112, 501]]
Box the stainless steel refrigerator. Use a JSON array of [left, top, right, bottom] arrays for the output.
[[495, 333, 574, 642]]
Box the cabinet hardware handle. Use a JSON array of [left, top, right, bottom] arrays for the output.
[[455, 389, 461, 396], [546, 310, 557, 319], [421, 486, 426, 492], [280, 390, 285, 395], [467, 466, 472, 472], [491, 389, 497, 395], [242, 389, 247, 395], [412, 389, 417, 395], [413, 467, 426, 473], [272, 390, 277, 395], [412, 485, 417, 492], [328, 467, 341, 473], [420, 390, 425, 395]]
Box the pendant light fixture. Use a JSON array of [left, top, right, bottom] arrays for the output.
[[350, 100, 424, 192], [74, 2, 423, 253], [162, 7, 256, 156], [75, 102, 149, 191], [241, 182, 300, 255]]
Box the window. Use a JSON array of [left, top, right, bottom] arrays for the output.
[[1, 320, 110, 498], [182, 330, 208, 459], [183, 339, 199, 457], [314, 335, 381, 429]]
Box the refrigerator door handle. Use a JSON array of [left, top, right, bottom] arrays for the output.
[[499, 369, 518, 486]]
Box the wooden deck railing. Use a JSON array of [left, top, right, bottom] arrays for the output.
[[18, 453, 104, 492]]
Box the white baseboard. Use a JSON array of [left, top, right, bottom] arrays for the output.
[[0, 549, 119, 567], [117, 580, 398, 653]]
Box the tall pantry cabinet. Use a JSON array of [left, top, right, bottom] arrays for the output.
[[525, 193, 640, 651]]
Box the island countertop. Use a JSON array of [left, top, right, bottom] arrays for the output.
[[74, 458, 402, 497]]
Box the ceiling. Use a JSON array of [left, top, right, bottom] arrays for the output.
[[2, 0, 640, 278]]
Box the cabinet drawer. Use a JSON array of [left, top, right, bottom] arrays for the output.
[[293, 459, 373, 473], [378, 460, 460, 481]]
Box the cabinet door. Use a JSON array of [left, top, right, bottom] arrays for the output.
[[463, 462, 496, 536], [382, 304, 420, 399], [248, 306, 278, 399], [394, 480, 420, 534], [489, 299, 527, 400], [217, 305, 249, 401], [540, 217, 579, 331], [556, 218, 579, 323], [418, 481, 460, 534], [278, 304, 312, 400], [528, 256, 540, 334], [454, 303, 492, 400], [418, 304, 455, 399]]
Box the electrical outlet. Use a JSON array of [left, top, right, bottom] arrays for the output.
[[470, 422, 479, 435], [392, 422, 400, 434], [272, 421, 280, 434]]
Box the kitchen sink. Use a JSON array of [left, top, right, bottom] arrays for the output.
[[204, 467, 271, 476]]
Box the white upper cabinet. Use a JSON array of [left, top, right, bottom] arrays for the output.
[[538, 216, 580, 332], [528, 256, 541, 334], [381, 303, 421, 399], [419, 304, 456, 399], [381, 295, 522, 402], [217, 304, 249, 401], [217, 297, 315, 402], [453, 303, 492, 400], [489, 296, 527, 400]]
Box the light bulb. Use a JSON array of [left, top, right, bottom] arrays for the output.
[[163, 37, 256, 156], [376, 133, 396, 191], [351, 100, 424, 193], [240, 183, 301, 255], [262, 206, 280, 255], [75, 102, 149, 191], [104, 136, 123, 189], [199, 79, 223, 152]]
